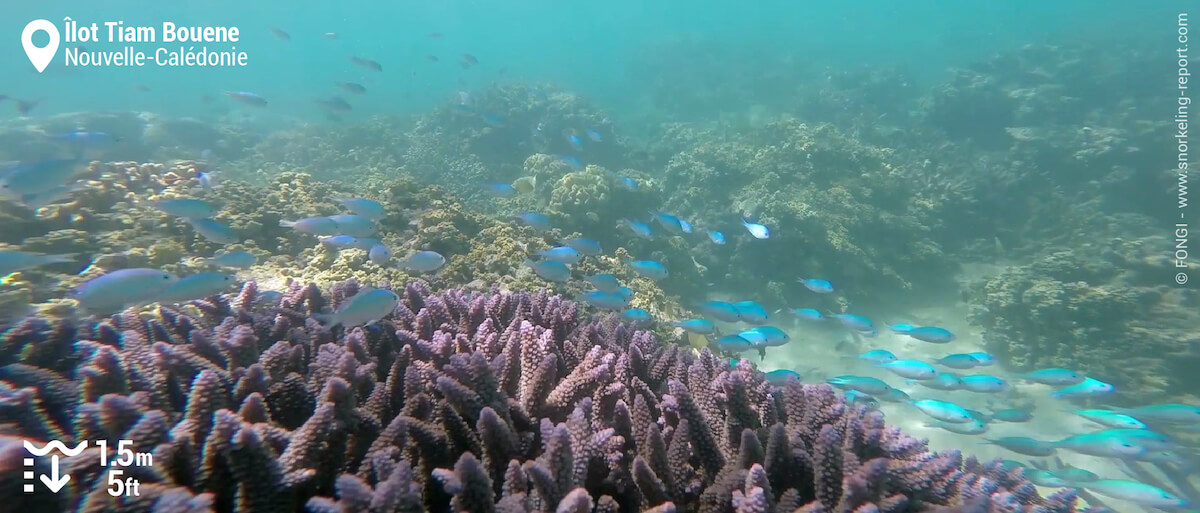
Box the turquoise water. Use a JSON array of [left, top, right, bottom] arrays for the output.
[[1, 0, 1175, 123]]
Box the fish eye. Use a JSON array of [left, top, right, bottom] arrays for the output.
[[162, 274, 171, 280]]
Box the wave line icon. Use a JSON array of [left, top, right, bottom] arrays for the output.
[[23, 440, 88, 456]]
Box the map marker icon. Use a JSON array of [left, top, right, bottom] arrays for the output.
[[22, 19, 60, 73]]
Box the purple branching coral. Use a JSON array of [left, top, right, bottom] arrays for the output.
[[0, 280, 1081, 512]]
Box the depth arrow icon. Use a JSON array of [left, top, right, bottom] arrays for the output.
[[40, 455, 69, 493]]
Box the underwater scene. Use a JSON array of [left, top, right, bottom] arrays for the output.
[[1, 1, 1198, 512]]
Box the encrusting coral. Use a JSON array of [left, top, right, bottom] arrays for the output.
[[0, 280, 1080, 512]]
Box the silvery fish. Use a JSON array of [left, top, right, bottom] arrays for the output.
[[576, 290, 630, 310], [959, 375, 1011, 393], [315, 288, 399, 328], [699, 300, 742, 322], [149, 198, 218, 218], [368, 244, 392, 265], [72, 268, 178, 313], [620, 219, 653, 238], [0, 251, 76, 277], [329, 214, 377, 238], [1113, 403, 1200, 424], [906, 372, 963, 391], [983, 437, 1057, 456], [1073, 409, 1147, 429], [1051, 432, 1147, 457], [157, 273, 237, 303], [859, 349, 898, 364], [187, 218, 240, 244], [525, 259, 570, 282], [0, 159, 84, 197], [399, 251, 447, 273], [514, 213, 552, 232], [586, 274, 622, 293], [334, 198, 385, 220], [934, 353, 981, 369], [792, 308, 824, 321], [827, 375, 892, 396], [1019, 368, 1086, 386], [910, 399, 975, 423], [538, 246, 582, 264], [877, 360, 939, 380], [1050, 377, 1113, 398], [741, 217, 769, 239], [280, 217, 340, 236], [320, 235, 360, 249], [1080, 480, 1188, 509], [561, 237, 602, 255], [629, 260, 668, 280], [927, 419, 988, 435], [673, 318, 716, 335], [732, 301, 768, 324], [905, 326, 955, 343], [204, 251, 256, 268]]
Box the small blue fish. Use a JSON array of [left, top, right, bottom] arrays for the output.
[[368, 244, 392, 265], [905, 326, 956, 343], [960, 375, 1010, 393], [673, 318, 716, 335], [72, 268, 178, 313], [157, 272, 237, 303], [315, 288, 399, 328], [934, 354, 981, 369], [984, 437, 1056, 456], [907, 372, 963, 391], [538, 246, 582, 264], [561, 238, 602, 256], [910, 399, 975, 423], [1051, 432, 1147, 458], [329, 214, 376, 238], [149, 198, 218, 218], [878, 360, 938, 380], [732, 301, 769, 324], [204, 251, 256, 268], [708, 230, 726, 244], [879, 387, 912, 403], [399, 251, 447, 273], [965, 352, 996, 366], [679, 218, 694, 233], [828, 375, 891, 396], [1114, 403, 1200, 424], [566, 133, 584, 151], [629, 260, 668, 281], [558, 155, 584, 170], [577, 290, 630, 311], [482, 113, 504, 127], [698, 300, 742, 323], [1073, 409, 1147, 430], [844, 390, 880, 410], [334, 198, 385, 220], [650, 212, 686, 234], [320, 235, 360, 249], [618, 177, 638, 191], [798, 278, 833, 293], [888, 323, 916, 334], [1023, 470, 1072, 488], [741, 217, 770, 239], [717, 334, 755, 352], [585, 128, 602, 142], [223, 91, 268, 106], [617, 287, 633, 300], [187, 218, 240, 244], [745, 326, 789, 347], [791, 308, 824, 321], [280, 217, 340, 236], [833, 313, 874, 333], [764, 369, 801, 386], [197, 170, 219, 191], [351, 238, 383, 250], [586, 274, 622, 293], [1050, 377, 1113, 399], [621, 308, 653, 325], [1079, 480, 1188, 509], [514, 213, 552, 232], [525, 259, 570, 282], [1019, 368, 1086, 386], [927, 419, 988, 435], [989, 409, 1034, 423], [1094, 429, 1174, 451], [0, 251, 76, 277], [1051, 466, 1099, 483], [858, 349, 898, 364], [483, 183, 518, 198], [620, 219, 653, 238], [0, 159, 84, 197]]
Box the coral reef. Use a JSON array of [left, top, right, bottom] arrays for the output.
[[0, 281, 1077, 512], [966, 236, 1200, 403]]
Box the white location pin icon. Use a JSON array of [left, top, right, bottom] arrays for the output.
[[22, 19, 60, 73]]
